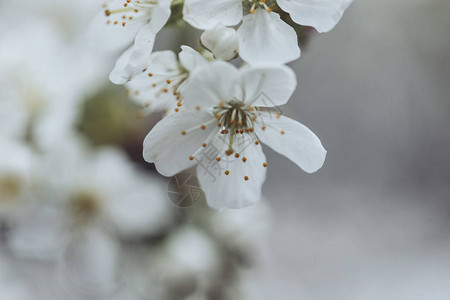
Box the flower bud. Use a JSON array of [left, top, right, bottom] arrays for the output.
[[200, 25, 239, 61]]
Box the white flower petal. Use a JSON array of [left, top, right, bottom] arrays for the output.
[[183, 0, 242, 29], [200, 25, 239, 61], [241, 65, 297, 107], [125, 50, 180, 110], [180, 61, 242, 111], [143, 111, 214, 177], [255, 113, 327, 173], [277, 0, 354, 33], [88, 0, 147, 53], [109, 46, 135, 84], [196, 135, 267, 210], [178, 45, 208, 72], [109, 3, 171, 84], [238, 9, 300, 65]]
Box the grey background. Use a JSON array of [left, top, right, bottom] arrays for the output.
[[251, 0, 450, 299]]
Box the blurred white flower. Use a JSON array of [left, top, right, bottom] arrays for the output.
[[210, 202, 271, 254], [91, 0, 172, 83], [122, 46, 208, 115], [7, 136, 172, 295], [0, 14, 108, 150], [154, 226, 221, 298], [183, 0, 353, 65], [143, 61, 326, 209], [200, 25, 239, 61]]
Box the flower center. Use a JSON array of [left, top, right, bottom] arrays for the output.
[[70, 190, 101, 221], [243, 0, 278, 14], [182, 99, 268, 182], [0, 175, 22, 201], [213, 98, 259, 155]]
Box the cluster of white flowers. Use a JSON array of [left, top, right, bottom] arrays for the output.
[[93, 0, 354, 209], [1, 1, 273, 298]]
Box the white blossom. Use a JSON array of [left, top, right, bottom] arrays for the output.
[[7, 137, 172, 294], [91, 0, 173, 83], [120, 46, 208, 115], [143, 62, 327, 209], [183, 0, 353, 65]]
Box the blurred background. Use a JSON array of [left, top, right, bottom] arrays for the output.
[[1, 0, 450, 299]]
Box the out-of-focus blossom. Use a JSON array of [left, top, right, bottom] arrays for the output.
[[0, 15, 109, 149], [149, 226, 221, 299], [209, 202, 271, 255], [7, 136, 172, 296]]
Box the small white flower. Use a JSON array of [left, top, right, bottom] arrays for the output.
[[200, 24, 239, 61], [8, 137, 172, 261], [183, 0, 353, 65], [120, 46, 208, 115], [92, 0, 172, 83], [143, 62, 327, 209]]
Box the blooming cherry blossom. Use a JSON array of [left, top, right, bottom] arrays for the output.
[[117, 46, 208, 115], [92, 0, 172, 82], [143, 62, 327, 209], [183, 0, 353, 64]]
